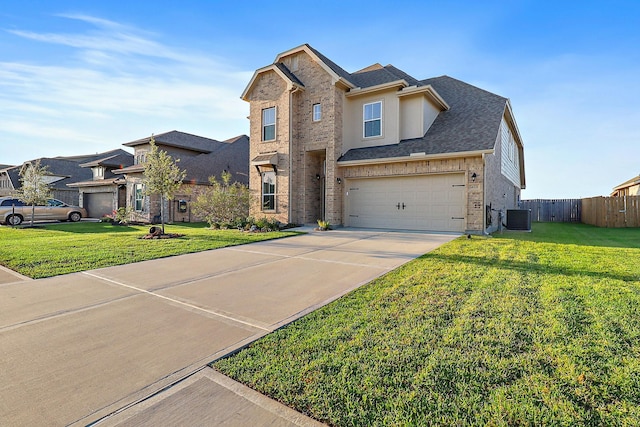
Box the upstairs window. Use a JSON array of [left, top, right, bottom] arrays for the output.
[[93, 166, 105, 179], [363, 101, 382, 138], [262, 107, 276, 141], [312, 103, 322, 121]]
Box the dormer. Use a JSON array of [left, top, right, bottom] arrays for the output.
[[92, 166, 106, 180], [397, 85, 449, 140], [342, 73, 449, 151]]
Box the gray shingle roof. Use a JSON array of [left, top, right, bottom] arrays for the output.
[[305, 44, 353, 83], [349, 66, 406, 88], [115, 134, 249, 186], [179, 134, 249, 185], [123, 130, 222, 154], [338, 76, 507, 162], [274, 62, 305, 88], [79, 150, 133, 168], [9, 149, 134, 190], [261, 45, 511, 163]]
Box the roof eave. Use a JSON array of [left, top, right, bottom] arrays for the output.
[[241, 64, 305, 101], [274, 44, 356, 90], [397, 84, 450, 111], [337, 149, 493, 167], [345, 80, 409, 98]]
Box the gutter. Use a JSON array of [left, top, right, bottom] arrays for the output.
[[336, 149, 493, 167]]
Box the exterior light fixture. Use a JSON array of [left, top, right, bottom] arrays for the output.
[[337, 177, 342, 184], [316, 174, 321, 180], [471, 172, 477, 182]]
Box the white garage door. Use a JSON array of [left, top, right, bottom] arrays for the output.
[[345, 174, 466, 232]]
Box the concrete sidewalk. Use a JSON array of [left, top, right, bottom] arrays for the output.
[[0, 228, 457, 426]]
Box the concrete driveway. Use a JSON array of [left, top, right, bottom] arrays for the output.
[[0, 228, 457, 426]]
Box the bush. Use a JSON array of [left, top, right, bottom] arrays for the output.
[[190, 171, 250, 229]]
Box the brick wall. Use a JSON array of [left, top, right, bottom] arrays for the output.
[[246, 70, 290, 224]]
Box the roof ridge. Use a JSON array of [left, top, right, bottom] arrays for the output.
[[353, 63, 384, 74], [304, 43, 354, 83]]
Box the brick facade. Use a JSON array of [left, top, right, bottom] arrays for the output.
[[243, 45, 524, 233]]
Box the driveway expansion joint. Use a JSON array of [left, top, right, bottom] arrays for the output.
[[82, 271, 270, 332]]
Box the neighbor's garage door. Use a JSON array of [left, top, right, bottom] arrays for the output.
[[84, 192, 113, 219], [345, 174, 466, 232]]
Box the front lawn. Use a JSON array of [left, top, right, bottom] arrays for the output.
[[214, 223, 640, 426], [0, 222, 298, 278]]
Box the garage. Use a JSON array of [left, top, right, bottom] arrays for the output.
[[84, 192, 114, 219], [345, 174, 466, 232]]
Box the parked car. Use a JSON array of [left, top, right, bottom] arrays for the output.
[[0, 197, 87, 226]]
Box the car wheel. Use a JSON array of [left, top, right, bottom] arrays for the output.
[[7, 214, 23, 226], [69, 212, 82, 222]]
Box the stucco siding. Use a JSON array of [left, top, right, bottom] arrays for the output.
[[343, 89, 400, 150], [400, 95, 422, 140]]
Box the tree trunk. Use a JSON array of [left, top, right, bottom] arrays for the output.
[[160, 196, 165, 234], [30, 205, 35, 226]]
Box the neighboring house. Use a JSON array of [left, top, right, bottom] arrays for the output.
[[110, 131, 249, 224], [0, 151, 132, 206], [66, 151, 134, 218], [242, 44, 526, 233], [611, 174, 640, 196], [0, 165, 15, 195]]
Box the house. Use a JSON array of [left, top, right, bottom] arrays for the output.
[[611, 174, 640, 197], [66, 151, 135, 218], [106, 131, 249, 223], [241, 44, 526, 233], [0, 150, 132, 206]]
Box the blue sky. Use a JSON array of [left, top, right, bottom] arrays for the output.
[[2, 1, 639, 199]]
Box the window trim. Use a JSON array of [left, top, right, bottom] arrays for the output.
[[363, 101, 382, 138], [262, 107, 276, 142], [134, 183, 144, 212], [261, 171, 276, 211], [312, 103, 322, 122]]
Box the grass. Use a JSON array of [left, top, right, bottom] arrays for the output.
[[0, 221, 298, 278], [214, 223, 640, 426]]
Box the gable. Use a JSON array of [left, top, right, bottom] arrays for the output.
[[243, 68, 289, 102], [339, 76, 507, 163]]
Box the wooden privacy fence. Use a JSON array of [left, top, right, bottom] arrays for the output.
[[520, 199, 582, 222], [582, 196, 640, 228]]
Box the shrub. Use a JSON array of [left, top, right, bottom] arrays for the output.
[[190, 171, 250, 229]]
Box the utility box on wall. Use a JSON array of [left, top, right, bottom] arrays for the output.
[[506, 209, 532, 231]]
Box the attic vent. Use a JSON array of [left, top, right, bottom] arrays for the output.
[[410, 152, 426, 157]]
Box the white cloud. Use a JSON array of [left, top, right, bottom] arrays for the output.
[[0, 14, 250, 165]]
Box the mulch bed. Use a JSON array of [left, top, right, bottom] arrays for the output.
[[140, 226, 184, 239]]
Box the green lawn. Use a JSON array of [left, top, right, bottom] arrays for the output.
[[214, 223, 640, 426], [0, 222, 298, 278]]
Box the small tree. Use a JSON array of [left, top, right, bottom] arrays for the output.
[[16, 160, 52, 226], [191, 171, 250, 228], [142, 136, 186, 233]]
